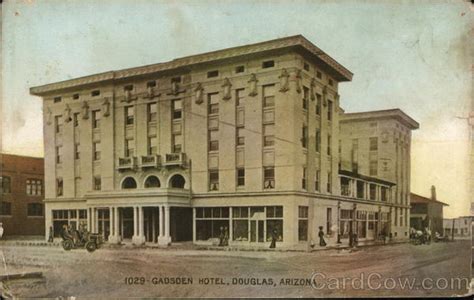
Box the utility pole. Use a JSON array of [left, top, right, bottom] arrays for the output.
[[451, 218, 455, 241]]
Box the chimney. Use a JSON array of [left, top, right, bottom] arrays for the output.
[[431, 185, 436, 200]]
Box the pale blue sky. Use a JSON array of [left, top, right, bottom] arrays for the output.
[[1, 0, 472, 217]]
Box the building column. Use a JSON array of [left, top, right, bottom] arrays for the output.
[[139, 206, 145, 239], [132, 206, 146, 245], [109, 207, 114, 239], [87, 208, 92, 232], [109, 207, 122, 244], [94, 208, 99, 234], [158, 205, 172, 246], [228, 207, 233, 245]]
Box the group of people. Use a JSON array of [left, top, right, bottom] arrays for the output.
[[60, 222, 89, 245], [218, 226, 229, 246], [409, 227, 432, 245]]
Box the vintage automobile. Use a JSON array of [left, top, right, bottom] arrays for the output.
[[61, 228, 104, 252]]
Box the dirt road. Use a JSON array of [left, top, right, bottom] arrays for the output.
[[1, 240, 471, 298]]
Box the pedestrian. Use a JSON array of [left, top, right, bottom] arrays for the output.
[[0, 222, 3, 239], [218, 226, 224, 246], [223, 227, 229, 246], [48, 226, 54, 243], [269, 228, 277, 249], [318, 226, 326, 247]]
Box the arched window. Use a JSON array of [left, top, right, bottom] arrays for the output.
[[169, 174, 185, 189], [144, 176, 160, 188], [122, 177, 137, 189]]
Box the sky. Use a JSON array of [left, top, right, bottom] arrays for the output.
[[1, 0, 472, 218]]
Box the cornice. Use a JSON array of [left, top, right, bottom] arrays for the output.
[[30, 35, 353, 96]]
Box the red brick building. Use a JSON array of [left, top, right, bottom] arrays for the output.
[[0, 153, 45, 236]]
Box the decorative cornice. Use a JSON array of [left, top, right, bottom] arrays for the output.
[[30, 35, 353, 96]]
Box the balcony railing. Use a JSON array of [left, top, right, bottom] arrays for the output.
[[118, 156, 137, 170], [164, 152, 187, 168], [140, 155, 161, 169]]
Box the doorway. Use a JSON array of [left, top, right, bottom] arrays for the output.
[[249, 207, 265, 243]]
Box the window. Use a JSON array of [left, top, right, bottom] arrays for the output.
[[370, 160, 378, 176], [303, 62, 310, 71], [75, 143, 80, 159], [352, 138, 359, 172], [369, 184, 377, 200], [208, 93, 219, 115], [316, 71, 322, 79], [328, 78, 333, 86], [55, 115, 63, 134], [121, 177, 137, 189], [125, 106, 134, 125], [302, 126, 308, 148], [236, 127, 245, 146], [56, 178, 63, 196], [209, 130, 219, 151], [315, 170, 320, 192], [92, 110, 101, 129], [124, 85, 133, 91], [315, 129, 321, 152], [26, 179, 43, 196], [93, 142, 101, 160], [172, 133, 182, 153], [369, 137, 378, 151], [298, 206, 309, 241], [170, 174, 185, 188], [327, 134, 332, 156], [235, 65, 245, 73], [124, 139, 134, 157], [262, 60, 275, 68], [27, 203, 43, 216], [327, 172, 332, 193], [148, 102, 157, 122], [263, 84, 275, 107], [302, 86, 309, 110], [1, 176, 11, 194], [316, 94, 322, 115], [93, 176, 101, 191], [236, 88, 245, 106], [91, 90, 100, 97], [326, 208, 332, 235], [196, 207, 230, 241], [237, 168, 245, 187], [56, 146, 63, 164], [263, 124, 274, 147], [73, 93, 80, 100], [147, 80, 156, 88], [172, 99, 182, 120], [0, 202, 11, 216], [356, 181, 364, 199], [148, 136, 157, 155], [207, 70, 219, 78], [302, 168, 307, 190], [264, 167, 275, 189], [266, 206, 283, 242], [144, 176, 160, 188], [327, 100, 333, 121], [73, 112, 80, 127], [209, 170, 219, 191], [54, 96, 62, 103]]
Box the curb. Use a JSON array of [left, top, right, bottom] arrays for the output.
[[0, 272, 43, 281]]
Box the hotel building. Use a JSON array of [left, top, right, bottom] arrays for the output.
[[30, 35, 418, 247]]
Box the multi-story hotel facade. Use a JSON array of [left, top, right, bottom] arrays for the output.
[[30, 35, 417, 248]]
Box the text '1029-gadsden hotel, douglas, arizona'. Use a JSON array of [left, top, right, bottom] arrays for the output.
[[30, 35, 418, 248]]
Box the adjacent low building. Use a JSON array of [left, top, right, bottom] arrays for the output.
[[0, 153, 45, 237], [410, 186, 448, 234], [443, 216, 472, 238], [30, 35, 418, 248]]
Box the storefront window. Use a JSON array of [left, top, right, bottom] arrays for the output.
[[195, 207, 229, 241]]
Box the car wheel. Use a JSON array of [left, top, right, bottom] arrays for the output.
[[62, 239, 73, 251], [85, 241, 97, 252]]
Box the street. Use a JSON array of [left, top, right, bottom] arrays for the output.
[[0, 240, 471, 298]]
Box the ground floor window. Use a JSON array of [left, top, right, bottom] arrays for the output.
[[356, 211, 367, 238], [52, 209, 87, 237], [195, 207, 229, 241], [27, 203, 43, 216], [0, 201, 11, 216], [298, 206, 308, 241], [199, 206, 284, 243], [339, 209, 353, 239]]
